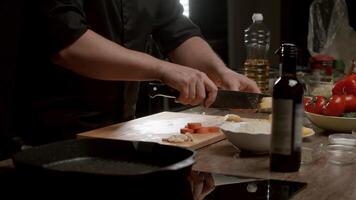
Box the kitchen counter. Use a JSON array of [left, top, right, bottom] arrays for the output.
[[183, 107, 356, 200], [1, 107, 356, 199]]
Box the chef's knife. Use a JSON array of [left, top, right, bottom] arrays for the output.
[[148, 83, 270, 109]]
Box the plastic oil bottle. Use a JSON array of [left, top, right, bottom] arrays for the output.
[[243, 13, 271, 93]]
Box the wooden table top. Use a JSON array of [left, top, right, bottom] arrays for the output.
[[182, 107, 356, 200], [1, 106, 355, 199]]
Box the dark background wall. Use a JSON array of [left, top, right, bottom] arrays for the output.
[[226, 0, 281, 70], [346, 0, 356, 31], [189, 0, 356, 69], [0, 0, 23, 157], [281, 0, 314, 66], [190, 0, 228, 64], [0, 0, 23, 138], [190, 0, 281, 70]]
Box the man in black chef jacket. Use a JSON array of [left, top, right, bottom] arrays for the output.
[[15, 0, 259, 145]]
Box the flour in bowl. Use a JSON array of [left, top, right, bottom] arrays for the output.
[[221, 120, 271, 134]]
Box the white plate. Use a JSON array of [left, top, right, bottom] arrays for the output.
[[303, 127, 315, 138], [305, 112, 356, 132], [221, 120, 315, 152]]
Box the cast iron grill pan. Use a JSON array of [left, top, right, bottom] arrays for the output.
[[13, 138, 195, 176]]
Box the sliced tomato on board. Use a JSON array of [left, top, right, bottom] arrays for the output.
[[194, 127, 211, 134], [187, 123, 202, 130], [207, 127, 221, 133], [180, 128, 194, 134], [181, 123, 220, 134]]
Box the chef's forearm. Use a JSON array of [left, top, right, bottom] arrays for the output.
[[52, 29, 164, 81], [168, 36, 230, 76]]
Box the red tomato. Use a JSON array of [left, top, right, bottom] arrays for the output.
[[194, 127, 211, 134], [344, 95, 356, 112], [303, 97, 312, 105], [180, 128, 194, 134], [332, 79, 347, 95], [345, 75, 356, 96], [303, 97, 313, 112], [303, 96, 326, 114], [187, 123, 202, 130], [207, 127, 221, 133], [304, 100, 315, 113], [314, 96, 327, 114], [322, 95, 346, 116]]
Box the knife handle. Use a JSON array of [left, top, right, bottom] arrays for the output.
[[148, 82, 180, 99]]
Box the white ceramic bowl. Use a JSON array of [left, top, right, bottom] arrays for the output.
[[221, 119, 315, 152], [305, 112, 356, 132], [220, 120, 271, 152]]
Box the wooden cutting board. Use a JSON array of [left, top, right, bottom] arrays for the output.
[[77, 111, 226, 150]]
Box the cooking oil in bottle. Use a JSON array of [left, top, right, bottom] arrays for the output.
[[243, 13, 271, 93], [243, 59, 270, 93]]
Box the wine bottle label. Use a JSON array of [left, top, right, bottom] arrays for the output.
[[271, 99, 303, 155], [294, 104, 303, 151]]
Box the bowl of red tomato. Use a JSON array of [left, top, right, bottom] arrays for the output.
[[304, 74, 356, 132], [305, 111, 356, 132]]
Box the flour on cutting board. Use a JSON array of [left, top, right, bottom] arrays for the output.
[[78, 112, 228, 149]]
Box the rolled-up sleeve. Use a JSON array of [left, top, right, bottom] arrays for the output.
[[40, 0, 88, 54], [153, 0, 203, 54]]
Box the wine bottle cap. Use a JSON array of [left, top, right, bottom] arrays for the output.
[[275, 43, 298, 58]]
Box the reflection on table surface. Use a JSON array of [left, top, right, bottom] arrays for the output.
[[185, 107, 356, 200], [188, 171, 307, 200], [0, 167, 306, 200]]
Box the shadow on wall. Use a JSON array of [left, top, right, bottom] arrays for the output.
[[346, 0, 356, 31], [0, 0, 24, 159]]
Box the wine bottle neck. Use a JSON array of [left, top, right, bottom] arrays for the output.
[[281, 57, 297, 76]]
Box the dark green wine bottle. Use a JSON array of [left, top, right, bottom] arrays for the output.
[[270, 43, 304, 172]]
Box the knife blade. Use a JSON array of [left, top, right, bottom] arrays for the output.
[[148, 83, 270, 109]]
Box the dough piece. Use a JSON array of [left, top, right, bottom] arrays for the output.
[[162, 133, 194, 143], [259, 97, 272, 112], [224, 114, 243, 122]]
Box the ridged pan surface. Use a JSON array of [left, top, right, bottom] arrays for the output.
[[13, 138, 195, 176]]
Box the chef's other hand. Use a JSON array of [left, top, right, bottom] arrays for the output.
[[159, 63, 218, 107], [188, 171, 215, 200], [210, 69, 261, 93]]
